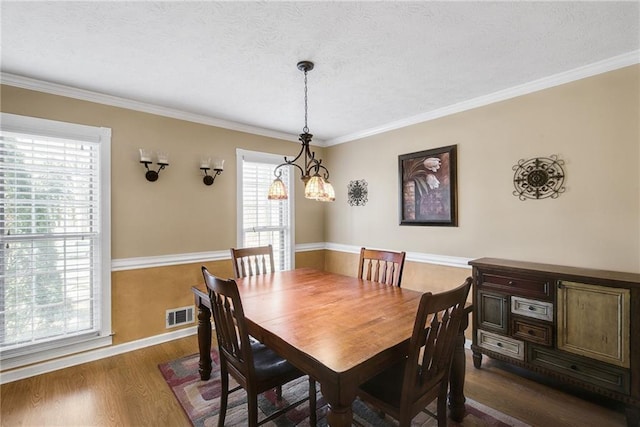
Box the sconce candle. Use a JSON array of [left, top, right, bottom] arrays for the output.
[[213, 158, 225, 171], [139, 148, 152, 163], [156, 152, 169, 165], [200, 157, 211, 169]]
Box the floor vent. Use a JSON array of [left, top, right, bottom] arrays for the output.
[[166, 306, 195, 328]]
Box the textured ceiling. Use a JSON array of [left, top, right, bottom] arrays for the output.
[[1, 1, 639, 145]]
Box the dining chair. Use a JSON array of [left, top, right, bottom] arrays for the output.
[[230, 244, 288, 400], [356, 277, 472, 427], [231, 244, 275, 278], [201, 267, 317, 427], [358, 247, 407, 286]]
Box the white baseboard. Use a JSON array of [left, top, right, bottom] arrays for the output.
[[0, 326, 197, 384]]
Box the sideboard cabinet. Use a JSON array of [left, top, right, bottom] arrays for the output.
[[469, 258, 639, 427]]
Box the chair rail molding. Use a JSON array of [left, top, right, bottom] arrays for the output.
[[324, 243, 471, 269], [112, 243, 471, 271], [111, 243, 328, 271]]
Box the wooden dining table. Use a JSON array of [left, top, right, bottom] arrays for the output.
[[191, 268, 471, 426]]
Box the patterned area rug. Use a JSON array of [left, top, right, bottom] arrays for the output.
[[159, 350, 530, 426]]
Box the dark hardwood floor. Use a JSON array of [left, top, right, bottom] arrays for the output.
[[0, 335, 627, 426]]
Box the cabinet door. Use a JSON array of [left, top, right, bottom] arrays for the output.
[[477, 290, 509, 334], [557, 281, 630, 368]]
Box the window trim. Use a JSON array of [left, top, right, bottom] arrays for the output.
[[0, 113, 112, 370], [236, 148, 295, 269]]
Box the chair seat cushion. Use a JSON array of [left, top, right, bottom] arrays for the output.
[[359, 360, 406, 409], [251, 341, 302, 382]]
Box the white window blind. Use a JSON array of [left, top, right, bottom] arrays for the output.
[[237, 149, 294, 271], [0, 113, 111, 366]]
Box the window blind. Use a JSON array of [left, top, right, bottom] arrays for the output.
[[0, 114, 111, 361], [239, 151, 293, 271]]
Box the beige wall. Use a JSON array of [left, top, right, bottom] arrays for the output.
[[1, 64, 638, 351], [0, 85, 327, 348], [324, 65, 640, 273], [0, 85, 326, 258]]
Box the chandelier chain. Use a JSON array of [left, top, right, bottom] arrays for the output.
[[303, 70, 309, 133]]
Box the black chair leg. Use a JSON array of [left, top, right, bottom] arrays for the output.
[[309, 378, 317, 427], [248, 393, 259, 427], [218, 372, 229, 427]]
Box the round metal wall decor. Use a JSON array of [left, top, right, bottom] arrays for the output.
[[512, 155, 565, 201], [348, 179, 368, 206]]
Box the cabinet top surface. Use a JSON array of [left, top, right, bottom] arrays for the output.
[[469, 258, 640, 286]]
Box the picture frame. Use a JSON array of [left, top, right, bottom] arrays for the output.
[[399, 145, 457, 226]]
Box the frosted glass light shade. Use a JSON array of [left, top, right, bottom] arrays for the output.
[[268, 177, 288, 200], [320, 181, 335, 202], [304, 175, 326, 200]]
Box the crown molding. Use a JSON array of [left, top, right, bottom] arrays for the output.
[[0, 72, 327, 145], [325, 50, 640, 146], [4, 50, 636, 148]]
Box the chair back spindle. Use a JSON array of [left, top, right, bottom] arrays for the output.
[[358, 247, 406, 287], [231, 245, 275, 278]]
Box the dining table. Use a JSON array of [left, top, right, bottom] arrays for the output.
[[191, 267, 471, 426]]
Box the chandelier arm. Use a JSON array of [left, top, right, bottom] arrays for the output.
[[315, 163, 330, 180], [274, 162, 304, 178], [283, 143, 307, 165]]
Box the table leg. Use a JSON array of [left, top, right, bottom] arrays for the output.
[[197, 304, 212, 381], [321, 382, 355, 427], [448, 309, 470, 422]]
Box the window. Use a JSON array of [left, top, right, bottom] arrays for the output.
[[236, 149, 294, 270], [0, 113, 111, 368]]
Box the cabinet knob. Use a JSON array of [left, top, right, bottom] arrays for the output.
[[508, 281, 515, 286], [528, 306, 535, 311], [570, 364, 579, 371], [527, 329, 535, 335], [497, 342, 503, 347]]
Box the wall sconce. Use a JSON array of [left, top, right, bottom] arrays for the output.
[[200, 157, 224, 185], [139, 149, 169, 182]]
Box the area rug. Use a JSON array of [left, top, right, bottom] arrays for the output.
[[159, 350, 530, 426]]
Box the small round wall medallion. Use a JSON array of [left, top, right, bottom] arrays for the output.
[[348, 180, 368, 206], [512, 155, 566, 201]]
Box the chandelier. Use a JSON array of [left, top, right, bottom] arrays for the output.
[[267, 61, 335, 202]]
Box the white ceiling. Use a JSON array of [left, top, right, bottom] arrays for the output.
[[1, 1, 639, 145]]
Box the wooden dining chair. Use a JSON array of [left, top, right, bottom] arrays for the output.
[[201, 267, 317, 427], [231, 244, 275, 278], [357, 277, 472, 427], [358, 247, 407, 287], [230, 244, 322, 406]]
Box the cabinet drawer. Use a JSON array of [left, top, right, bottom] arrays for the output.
[[511, 317, 553, 346], [529, 346, 630, 394], [477, 329, 525, 360], [479, 272, 551, 300], [511, 296, 553, 321]]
